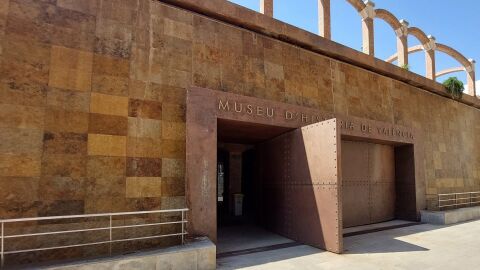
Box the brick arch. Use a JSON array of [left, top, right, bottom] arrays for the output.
[[408, 27, 429, 45], [345, 0, 366, 13], [374, 9, 401, 30]]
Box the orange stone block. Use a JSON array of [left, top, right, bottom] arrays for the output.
[[87, 134, 126, 157], [90, 92, 128, 116], [0, 154, 41, 177], [49, 46, 93, 92], [126, 177, 162, 198], [161, 121, 185, 140], [127, 137, 162, 158]]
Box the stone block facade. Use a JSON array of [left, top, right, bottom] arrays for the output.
[[0, 0, 479, 265]]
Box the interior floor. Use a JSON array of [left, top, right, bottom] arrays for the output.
[[217, 224, 294, 254]]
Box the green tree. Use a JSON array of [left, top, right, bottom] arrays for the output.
[[442, 77, 464, 99]]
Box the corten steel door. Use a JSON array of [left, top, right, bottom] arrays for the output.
[[258, 120, 342, 253], [342, 140, 395, 228]]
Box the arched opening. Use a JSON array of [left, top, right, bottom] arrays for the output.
[[406, 35, 426, 77], [435, 51, 467, 89], [331, 0, 363, 52], [373, 16, 398, 61]]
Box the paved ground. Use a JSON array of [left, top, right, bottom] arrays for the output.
[[217, 225, 294, 254], [217, 220, 480, 270]]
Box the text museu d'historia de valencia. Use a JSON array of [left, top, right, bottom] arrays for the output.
[[218, 98, 414, 140]]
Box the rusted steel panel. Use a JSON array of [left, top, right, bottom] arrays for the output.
[[185, 89, 218, 241], [341, 141, 396, 227], [261, 119, 342, 253]]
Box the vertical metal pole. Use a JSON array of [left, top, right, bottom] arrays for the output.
[[109, 216, 112, 256], [181, 211, 185, 245], [1, 222, 4, 268], [455, 194, 457, 209]]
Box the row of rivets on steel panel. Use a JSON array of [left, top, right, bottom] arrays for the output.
[[343, 179, 395, 182], [263, 181, 339, 185], [334, 122, 339, 236], [284, 136, 292, 235], [303, 120, 342, 235], [342, 181, 395, 186], [367, 146, 373, 223]]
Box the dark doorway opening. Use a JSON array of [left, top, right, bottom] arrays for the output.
[[216, 119, 294, 254]]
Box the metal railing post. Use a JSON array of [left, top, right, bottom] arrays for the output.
[[181, 211, 185, 245], [109, 215, 112, 256], [1, 222, 4, 268]]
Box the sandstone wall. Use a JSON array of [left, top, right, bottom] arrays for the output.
[[0, 0, 479, 262]]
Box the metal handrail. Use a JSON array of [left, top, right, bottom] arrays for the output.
[[438, 192, 480, 209], [0, 208, 189, 268]]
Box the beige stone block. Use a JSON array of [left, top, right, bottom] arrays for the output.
[[88, 134, 126, 156], [41, 153, 87, 178], [128, 80, 148, 99], [47, 87, 90, 112], [0, 154, 41, 177], [127, 137, 162, 158], [97, 0, 137, 24], [438, 143, 447, 153], [161, 196, 185, 209], [93, 54, 130, 77], [162, 139, 185, 159], [0, 127, 43, 155], [128, 117, 162, 139], [150, 67, 190, 88], [0, 104, 45, 129], [49, 46, 93, 92], [0, 177, 39, 203], [57, 0, 97, 15], [126, 177, 162, 198], [161, 177, 184, 196], [2, 34, 51, 85], [92, 74, 129, 96], [264, 61, 284, 80], [162, 158, 185, 178], [162, 103, 185, 122], [162, 121, 185, 140], [90, 92, 128, 116], [0, 79, 47, 107], [302, 85, 318, 99], [44, 108, 89, 133], [164, 18, 193, 40], [149, 83, 186, 104], [433, 151, 442, 170]]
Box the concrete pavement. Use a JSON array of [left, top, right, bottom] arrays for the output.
[[217, 220, 480, 270]]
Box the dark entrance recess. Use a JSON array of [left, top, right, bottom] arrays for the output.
[[216, 118, 342, 253], [216, 119, 293, 228]]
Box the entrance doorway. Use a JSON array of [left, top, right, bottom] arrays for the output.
[[216, 119, 295, 254], [186, 86, 421, 254], [215, 118, 343, 254]]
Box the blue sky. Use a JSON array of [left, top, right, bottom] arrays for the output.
[[229, 0, 479, 86]]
